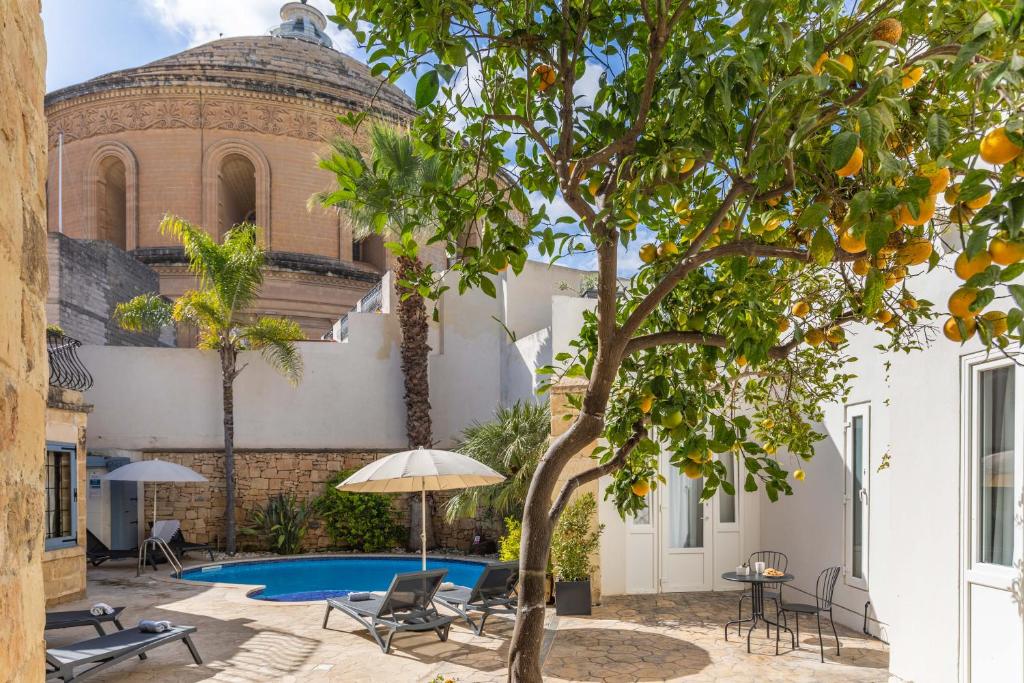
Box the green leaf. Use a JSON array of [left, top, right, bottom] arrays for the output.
[[926, 113, 951, 157], [862, 269, 884, 316], [810, 227, 835, 266], [415, 70, 440, 108], [479, 275, 497, 298], [1009, 284, 1024, 310], [830, 131, 860, 171], [744, 472, 758, 492], [796, 202, 830, 229]]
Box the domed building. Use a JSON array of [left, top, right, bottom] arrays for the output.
[[44, 1, 439, 338]]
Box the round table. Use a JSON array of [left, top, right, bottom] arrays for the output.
[[722, 571, 795, 654]]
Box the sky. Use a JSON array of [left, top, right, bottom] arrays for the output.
[[42, 0, 642, 274]]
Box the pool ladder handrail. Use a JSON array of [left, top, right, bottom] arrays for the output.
[[137, 537, 183, 577]]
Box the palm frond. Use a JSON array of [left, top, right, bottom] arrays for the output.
[[217, 223, 265, 318], [172, 289, 227, 332], [113, 293, 173, 332], [159, 214, 226, 288], [445, 402, 550, 522], [241, 317, 305, 384]]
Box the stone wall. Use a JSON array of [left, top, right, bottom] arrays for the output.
[[46, 232, 172, 346], [141, 450, 503, 552], [0, 0, 48, 677], [42, 389, 91, 606]]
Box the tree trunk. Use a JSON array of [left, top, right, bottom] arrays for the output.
[[220, 346, 237, 555], [395, 255, 433, 448], [507, 415, 603, 682]]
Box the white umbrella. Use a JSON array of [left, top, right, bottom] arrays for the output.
[[337, 448, 505, 569], [102, 459, 208, 531]]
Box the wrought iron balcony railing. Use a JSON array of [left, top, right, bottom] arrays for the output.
[[47, 330, 93, 391]]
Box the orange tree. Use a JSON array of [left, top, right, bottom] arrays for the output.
[[327, 0, 1024, 678]]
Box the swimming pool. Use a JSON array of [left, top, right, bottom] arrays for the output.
[[180, 556, 487, 602]]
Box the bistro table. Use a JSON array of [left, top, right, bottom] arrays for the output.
[[722, 570, 796, 654]]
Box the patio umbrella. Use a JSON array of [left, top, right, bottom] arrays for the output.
[[337, 448, 505, 569], [102, 459, 208, 531]]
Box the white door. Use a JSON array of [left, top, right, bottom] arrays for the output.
[[712, 453, 743, 590], [844, 404, 870, 590], [659, 451, 713, 591], [625, 490, 658, 593], [962, 358, 1024, 682]]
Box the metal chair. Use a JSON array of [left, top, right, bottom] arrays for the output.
[[779, 565, 842, 662], [736, 550, 788, 636]]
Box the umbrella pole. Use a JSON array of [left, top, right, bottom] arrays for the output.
[[420, 484, 427, 571], [152, 484, 157, 533]]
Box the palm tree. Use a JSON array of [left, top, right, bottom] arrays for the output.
[[446, 402, 550, 523], [315, 124, 445, 450], [114, 215, 304, 554]]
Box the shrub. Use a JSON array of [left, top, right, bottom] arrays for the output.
[[498, 517, 521, 561], [551, 493, 604, 582], [315, 470, 402, 551], [242, 493, 312, 555]]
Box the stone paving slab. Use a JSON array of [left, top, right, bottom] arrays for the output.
[[42, 562, 894, 682]]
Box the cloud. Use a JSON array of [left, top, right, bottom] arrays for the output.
[[146, 0, 360, 55], [574, 62, 604, 108]]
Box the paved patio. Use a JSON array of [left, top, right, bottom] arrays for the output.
[[46, 561, 893, 682]]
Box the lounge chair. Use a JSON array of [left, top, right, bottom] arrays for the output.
[[46, 607, 127, 637], [86, 530, 157, 571], [434, 560, 519, 635], [46, 624, 201, 681], [322, 569, 454, 654], [150, 520, 215, 562]]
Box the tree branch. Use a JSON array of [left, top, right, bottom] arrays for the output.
[[548, 420, 647, 525]]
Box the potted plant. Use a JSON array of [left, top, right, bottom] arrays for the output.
[[551, 493, 604, 616]]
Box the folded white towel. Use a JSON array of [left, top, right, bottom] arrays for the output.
[[439, 582, 457, 591], [347, 592, 372, 601], [138, 619, 172, 633], [90, 603, 114, 616]]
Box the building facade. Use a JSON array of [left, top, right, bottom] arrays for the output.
[[43, 2, 439, 339]]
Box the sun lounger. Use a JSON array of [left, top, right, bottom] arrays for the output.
[[86, 530, 157, 571], [434, 560, 519, 635], [321, 569, 454, 653], [46, 607, 127, 637], [46, 624, 201, 681], [150, 520, 215, 561]]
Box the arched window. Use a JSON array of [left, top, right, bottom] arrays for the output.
[[203, 139, 271, 244], [96, 156, 128, 249], [87, 142, 138, 250], [217, 153, 257, 235]]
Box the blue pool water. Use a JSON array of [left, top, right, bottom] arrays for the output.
[[180, 556, 487, 602]]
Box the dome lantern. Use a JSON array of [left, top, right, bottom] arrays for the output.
[[270, 1, 333, 48]]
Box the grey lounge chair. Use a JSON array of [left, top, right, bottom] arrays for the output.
[[46, 624, 201, 681], [434, 561, 519, 635], [46, 607, 127, 637], [151, 520, 215, 562], [322, 569, 454, 654], [86, 530, 157, 571]]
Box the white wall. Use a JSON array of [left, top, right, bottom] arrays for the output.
[[503, 261, 595, 339], [760, 255, 1003, 683]]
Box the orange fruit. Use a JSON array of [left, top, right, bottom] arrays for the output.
[[658, 241, 679, 258], [944, 183, 962, 204], [805, 328, 825, 346], [872, 18, 903, 43], [980, 127, 1023, 165], [532, 64, 557, 91], [736, 355, 748, 367], [897, 196, 936, 226], [943, 316, 976, 342], [954, 251, 992, 280], [990, 237, 1024, 265], [777, 317, 791, 333], [812, 52, 829, 75], [896, 238, 933, 266], [901, 65, 924, 89], [965, 192, 991, 210], [836, 54, 854, 74], [631, 480, 652, 497], [948, 287, 980, 318], [884, 266, 907, 289], [793, 469, 807, 481], [639, 243, 658, 263], [839, 228, 867, 253], [982, 310, 1009, 337], [900, 297, 919, 311], [679, 158, 696, 174], [948, 204, 975, 225], [639, 395, 654, 413], [920, 166, 950, 195], [836, 146, 864, 177], [683, 461, 703, 479], [791, 301, 810, 318], [826, 326, 845, 344], [852, 257, 870, 276], [875, 309, 894, 324]]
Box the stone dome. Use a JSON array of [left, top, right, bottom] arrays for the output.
[[46, 35, 417, 122]]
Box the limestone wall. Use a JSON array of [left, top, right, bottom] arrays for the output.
[[140, 450, 502, 553], [0, 0, 48, 677], [42, 391, 90, 606]]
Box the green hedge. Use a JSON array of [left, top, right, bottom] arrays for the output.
[[314, 470, 403, 551]]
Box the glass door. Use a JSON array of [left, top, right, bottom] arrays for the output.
[[660, 451, 712, 591]]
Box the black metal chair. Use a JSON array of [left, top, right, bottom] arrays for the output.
[[779, 565, 842, 662], [736, 550, 788, 636]]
